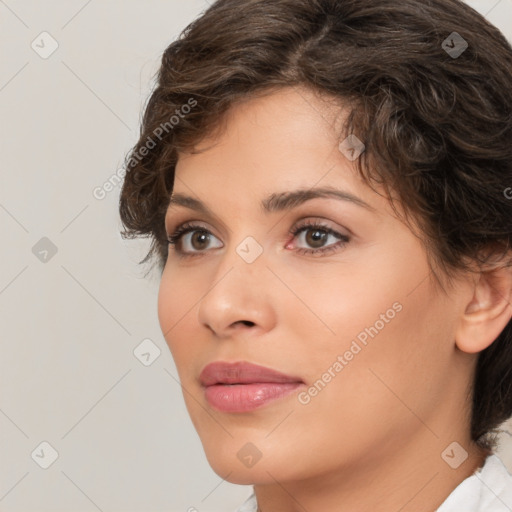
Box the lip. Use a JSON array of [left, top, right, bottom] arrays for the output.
[[199, 361, 303, 386], [199, 361, 305, 413]]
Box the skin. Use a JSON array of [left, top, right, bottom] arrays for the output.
[[157, 86, 512, 512]]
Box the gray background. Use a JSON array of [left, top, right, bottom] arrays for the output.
[[1, 1, 511, 511]]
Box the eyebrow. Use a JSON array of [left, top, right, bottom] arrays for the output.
[[167, 186, 376, 217]]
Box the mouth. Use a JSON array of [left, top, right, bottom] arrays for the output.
[[199, 360, 305, 413]]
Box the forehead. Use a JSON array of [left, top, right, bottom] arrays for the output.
[[174, 86, 369, 197]]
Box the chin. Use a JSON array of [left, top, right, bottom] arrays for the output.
[[201, 441, 302, 485], [206, 457, 275, 485]]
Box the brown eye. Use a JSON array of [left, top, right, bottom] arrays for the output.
[[190, 231, 210, 250], [304, 228, 329, 248], [167, 223, 222, 257], [289, 221, 350, 256], [167, 220, 350, 259]]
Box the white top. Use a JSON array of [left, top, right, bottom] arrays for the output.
[[233, 454, 512, 512]]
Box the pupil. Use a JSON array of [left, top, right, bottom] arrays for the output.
[[193, 231, 208, 249], [307, 229, 326, 247]]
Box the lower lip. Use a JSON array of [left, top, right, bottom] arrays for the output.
[[204, 382, 304, 412]]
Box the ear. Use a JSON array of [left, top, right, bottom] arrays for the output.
[[455, 257, 512, 354]]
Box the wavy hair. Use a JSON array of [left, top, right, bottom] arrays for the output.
[[119, 0, 512, 452]]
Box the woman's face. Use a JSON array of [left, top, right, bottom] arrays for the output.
[[158, 86, 475, 484]]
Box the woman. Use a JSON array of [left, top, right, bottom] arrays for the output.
[[119, 0, 512, 510]]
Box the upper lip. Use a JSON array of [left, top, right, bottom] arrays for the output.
[[199, 361, 304, 386]]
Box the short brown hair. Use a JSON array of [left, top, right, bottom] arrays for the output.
[[119, 0, 512, 452]]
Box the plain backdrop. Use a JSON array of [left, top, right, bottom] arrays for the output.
[[1, 1, 512, 511]]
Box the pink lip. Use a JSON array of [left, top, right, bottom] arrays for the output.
[[199, 361, 305, 413]]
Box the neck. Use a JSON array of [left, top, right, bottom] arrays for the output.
[[252, 429, 490, 512]]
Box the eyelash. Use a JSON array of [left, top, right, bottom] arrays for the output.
[[166, 219, 350, 259]]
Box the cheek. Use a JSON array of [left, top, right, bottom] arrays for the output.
[[157, 268, 194, 359], [286, 299, 444, 470], [278, 239, 427, 369], [157, 271, 173, 341], [289, 235, 444, 413], [157, 263, 217, 385]]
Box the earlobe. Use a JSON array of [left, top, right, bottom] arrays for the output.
[[455, 263, 512, 354]]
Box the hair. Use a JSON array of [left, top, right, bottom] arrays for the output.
[[119, 0, 512, 453]]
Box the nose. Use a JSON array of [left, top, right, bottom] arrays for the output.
[[196, 243, 277, 339]]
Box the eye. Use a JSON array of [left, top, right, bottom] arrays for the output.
[[166, 222, 222, 257], [288, 219, 350, 257], [166, 219, 350, 258]]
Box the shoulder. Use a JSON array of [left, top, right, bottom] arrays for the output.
[[437, 454, 512, 512], [233, 491, 258, 512]]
